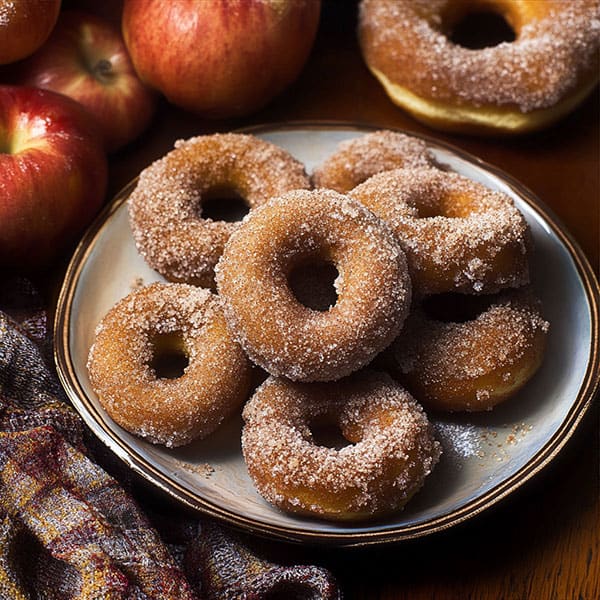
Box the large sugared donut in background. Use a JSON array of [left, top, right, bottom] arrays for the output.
[[349, 167, 531, 296], [311, 130, 435, 193], [359, 0, 600, 134], [242, 371, 442, 521], [128, 133, 310, 289], [389, 288, 549, 412], [216, 189, 412, 382], [87, 282, 253, 447]]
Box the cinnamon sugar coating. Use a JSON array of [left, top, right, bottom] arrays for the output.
[[312, 130, 435, 193], [216, 189, 412, 382], [359, 0, 600, 112], [128, 134, 310, 289], [242, 371, 442, 520], [87, 283, 252, 447], [359, 0, 600, 133], [349, 167, 531, 296], [390, 288, 549, 412]]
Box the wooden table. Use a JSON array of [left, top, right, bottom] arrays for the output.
[[51, 2, 599, 598]]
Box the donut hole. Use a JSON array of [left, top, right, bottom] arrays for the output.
[[288, 258, 339, 312], [448, 11, 516, 49], [309, 416, 352, 450], [413, 191, 473, 219], [148, 331, 189, 379], [423, 293, 494, 323], [414, 202, 446, 219], [200, 187, 250, 222]]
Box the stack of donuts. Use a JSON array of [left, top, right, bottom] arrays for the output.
[[87, 130, 549, 521]]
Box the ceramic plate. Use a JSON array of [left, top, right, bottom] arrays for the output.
[[54, 123, 599, 547]]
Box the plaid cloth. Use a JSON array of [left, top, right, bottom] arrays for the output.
[[0, 277, 341, 600]]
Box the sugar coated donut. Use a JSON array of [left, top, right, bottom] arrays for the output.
[[359, 0, 600, 134], [312, 130, 435, 193], [390, 288, 549, 412], [87, 282, 252, 447], [216, 189, 412, 382], [349, 167, 531, 296], [128, 133, 310, 288], [242, 371, 442, 520]]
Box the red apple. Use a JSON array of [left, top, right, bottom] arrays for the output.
[[19, 10, 156, 152], [122, 0, 321, 118], [0, 86, 107, 268], [0, 0, 61, 64]]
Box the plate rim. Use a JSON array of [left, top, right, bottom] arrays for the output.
[[54, 120, 600, 547]]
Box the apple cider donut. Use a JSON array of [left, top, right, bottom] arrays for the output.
[[359, 0, 600, 134], [87, 282, 252, 447], [128, 133, 310, 289], [311, 129, 435, 193], [390, 288, 549, 412], [349, 167, 531, 296], [216, 189, 412, 382], [242, 371, 442, 521]]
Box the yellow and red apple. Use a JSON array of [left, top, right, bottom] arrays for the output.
[[0, 86, 107, 268], [122, 0, 321, 118], [0, 0, 61, 65], [20, 10, 156, 152]]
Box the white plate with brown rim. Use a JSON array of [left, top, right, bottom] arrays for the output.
[[54, 122, 599, 547]]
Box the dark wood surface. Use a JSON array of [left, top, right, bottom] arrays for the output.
[[44, 2, 599, 599]]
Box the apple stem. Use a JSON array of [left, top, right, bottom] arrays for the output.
[[93, 59, 114, 81]]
